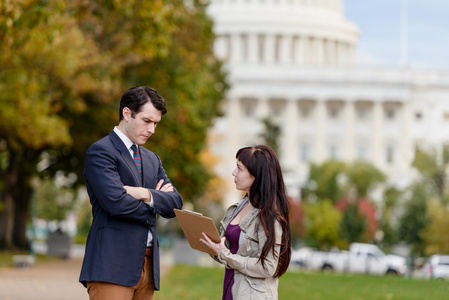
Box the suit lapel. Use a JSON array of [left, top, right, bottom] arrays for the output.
[[109, 131, 142, 186], [140, 149, 152, 187]]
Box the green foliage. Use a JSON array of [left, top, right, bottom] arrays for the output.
[[116, 0, 228, 202], [303, 161, 347, 203], [304, 200, 342, 250], [345, 160, 386, 198], [380, 187, 402, 250], [339, 202, 366, 244], [303, 160, 385, 203], [335, 197, 378, 243], [413, 145, 449, 201], [0, 0, 227, 249], [398, 183, 430, 257], [74, 198, 92, 244], [34, 178, 75, 222], [421, 199, 449, 255], [289, 198, 305, 243], [301, 160, 386, 247], [406, 145, 449, 256]]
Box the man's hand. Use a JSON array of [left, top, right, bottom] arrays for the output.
[[123, 186, 150, 201], [124, 180, 174, 202], [155, 179, 174, 192]]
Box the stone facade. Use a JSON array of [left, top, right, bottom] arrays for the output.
[[206, 0, 449, 204]]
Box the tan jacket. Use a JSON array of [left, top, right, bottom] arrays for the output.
[[215, 198, 281, 299]]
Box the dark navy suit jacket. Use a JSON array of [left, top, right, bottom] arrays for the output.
[[79, 131, 183, 290]]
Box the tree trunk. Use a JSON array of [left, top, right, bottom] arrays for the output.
[[0, 190, 14, 250], [0, 149, 35, 250], [13, 182, 32, 249], [0, 151, 19, 250]]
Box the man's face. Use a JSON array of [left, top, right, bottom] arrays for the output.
[[123, 101, 162, 145]]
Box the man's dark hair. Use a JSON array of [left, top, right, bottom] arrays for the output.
[[119, 86, 167, 121]]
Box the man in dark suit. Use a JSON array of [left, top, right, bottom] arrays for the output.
[[79, 86, 183, 300]]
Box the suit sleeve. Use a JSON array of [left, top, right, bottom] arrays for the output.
[[84, 143, 153, 225], [149, 154, 183, 219]]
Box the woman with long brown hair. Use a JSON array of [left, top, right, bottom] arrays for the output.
[[201, 145, 292, 299]]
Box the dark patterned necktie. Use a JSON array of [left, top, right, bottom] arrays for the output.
[[131, 144, 142, 180]]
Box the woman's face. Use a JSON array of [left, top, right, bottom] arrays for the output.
[[232, 160, 255, 193]]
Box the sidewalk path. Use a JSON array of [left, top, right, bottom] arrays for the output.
[[0, 258, 173, 300], [0, 258, 87, 300]]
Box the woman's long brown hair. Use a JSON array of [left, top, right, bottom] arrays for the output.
[[236, 145, 292, 277]]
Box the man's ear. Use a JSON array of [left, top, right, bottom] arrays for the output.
[[122, 107, 132, 121]]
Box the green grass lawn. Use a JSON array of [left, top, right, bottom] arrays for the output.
[[158, 265, 449, 300]]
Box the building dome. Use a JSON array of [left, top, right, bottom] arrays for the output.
[[206, 0, 449, 205], [207, 0, 359, 66]]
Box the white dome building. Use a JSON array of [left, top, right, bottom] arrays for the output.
[[206, 0, 449, 205]]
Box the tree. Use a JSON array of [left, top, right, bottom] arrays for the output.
[[289, 197, 306, 246], [34, 176, 76, 223], [192, 146, 227, 221], [345, 161, 386, 198], [0, 0, 227, 250], [300, 160, 386, 247], [421, 199, 449, 255], [304, 200, 343, 250], [413, 145, 449, 203], [398, 183, 430, 260], [302, 160, 347, 204], [336, 198, 366, 245], [1, 0, 108, 249], [379, 187, 402, 251]]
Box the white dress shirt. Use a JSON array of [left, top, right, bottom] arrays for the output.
[[114, 127, 153, 246]]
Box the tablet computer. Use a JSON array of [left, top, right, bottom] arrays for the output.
[[174, 208, 221, 255]]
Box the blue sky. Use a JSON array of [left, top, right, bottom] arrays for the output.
[[345, 0, 449, 70]]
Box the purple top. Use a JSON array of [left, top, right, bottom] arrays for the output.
[[222, 223, 241, 300]]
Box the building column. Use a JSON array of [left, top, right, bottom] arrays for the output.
[[314, 99, 327, 162], [328, 40, 336, 65], [228, 97, 241, 157], [348, 44, 356, 65], [225, 96, 243, 206], [338, 42, 348, 65], [265, 34, 275, 64], [296, 36, 305, 64], [307, 37, 315, 65], [372, 101, 384, 167], [283, 98, 299, 164], [344, 100, 355, 162], [279, 35, 291, 64], [316, 38, 324, 66], [248, 34, 258, 64], [230, 33, 241, 63], [400, 101, 413, 172], [213, 35, 226, 61], [256, 97, 270, 120]]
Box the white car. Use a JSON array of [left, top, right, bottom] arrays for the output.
[[421, 255, 449, 280], [290, 247, 314, 267], [290, 243, 408, 275]]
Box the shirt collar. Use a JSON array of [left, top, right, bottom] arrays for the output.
[[113, 126, 136, 153]]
